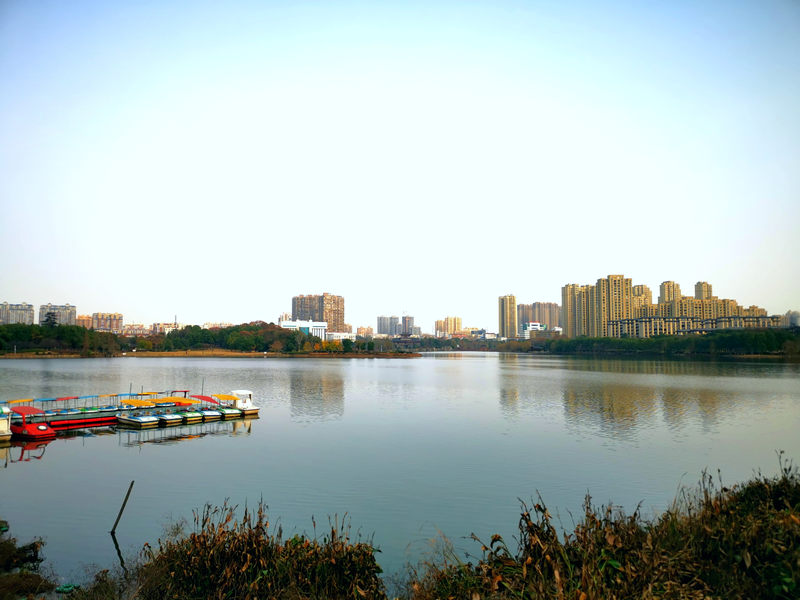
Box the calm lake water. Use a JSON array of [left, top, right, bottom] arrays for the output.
[[1, 353, 799, 580]]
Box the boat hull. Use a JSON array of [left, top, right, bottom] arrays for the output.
[[11, 422, 56, 440], [117, 415, 159, 429]]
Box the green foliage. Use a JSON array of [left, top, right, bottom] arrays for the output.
[[0, 324, 119, 354], [549, 329, 800, 356], [342, 338, 354, 353]]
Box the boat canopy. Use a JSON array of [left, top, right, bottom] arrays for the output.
[[8, 399, 34, 404], [139, 392, 159, 396], [124, 399, 156, 408], [35, 397, 58, 402], [171, 390, 190, 393], [213, 394, 238, 402], [151, 397, 186, 404], [57, 396, 79, 401], [190, 395, 217, 404], [232, 390, 253, 396], [11, 406, 45, 416], [173, 400, 198, 406]]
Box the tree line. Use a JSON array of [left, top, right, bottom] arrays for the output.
[[0, 322, 385, 355]]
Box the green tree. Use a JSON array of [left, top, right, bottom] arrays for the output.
[[43, 312, 58, 328], [367, 341, 375, 352], [342, 338, 354, 353]]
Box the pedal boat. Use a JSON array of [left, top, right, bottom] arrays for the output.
[[189, 396, 223, 421], [10, 406, 56, 440], [0, 406, 12, 442], [229, 390, 260, 417], [173, 400, 203, 424], [117, 399, 159, 429]]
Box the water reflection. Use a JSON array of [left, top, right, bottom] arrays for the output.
[[118, 419, 255, 447], [557, 356, 796, 378], [562, 382, 659, 441], [289, 369, 345, 422]]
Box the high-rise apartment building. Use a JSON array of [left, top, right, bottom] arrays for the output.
[[694, 282, 713, 300], [357, 326, 374, 337], [0, 302, 35, 325], [563, 277, 778, 339], [560, 275, 632, 338], [498, 295, 518, 339], [517, 303, 560, 331], [92, 312, 123, 333], [434, 316, 462, 336], [402, 315, 414, 334], [39, 304, 77, 326], [292, 293, 346, 332], [658, 281, 682, 305], [76, 315, 92, 328], [389, 316, 400, 336], [377, 315, 390, 335]]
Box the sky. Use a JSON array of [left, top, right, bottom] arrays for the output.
[[1, 0, 798, 333]]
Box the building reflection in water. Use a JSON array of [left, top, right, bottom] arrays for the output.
[[562, 382, 659, 440], [562, 377, 735, 439], [289, 369, 345, 423]]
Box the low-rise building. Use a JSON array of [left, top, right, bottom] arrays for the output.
[[122, 323, 151, 337], [609, 315, 788, 338], [326, 331, 357, 342], [152, 322, 184, 335], [279, 320, 327, 339], [203, 322, 233, 329]]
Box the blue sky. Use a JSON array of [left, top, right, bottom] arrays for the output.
[[1, 0, 798, 331]]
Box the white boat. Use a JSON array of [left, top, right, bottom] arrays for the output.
[[0, 406, 12, 442], [224, 391, 261, 417]]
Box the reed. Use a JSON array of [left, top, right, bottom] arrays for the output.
[[402, 452, 800, 599], [125, 501, 386, 600]]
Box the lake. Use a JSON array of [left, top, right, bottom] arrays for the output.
[[1, 353, 799, 580]]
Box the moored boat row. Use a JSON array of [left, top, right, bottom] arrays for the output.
[[1, 390, 260, 437]]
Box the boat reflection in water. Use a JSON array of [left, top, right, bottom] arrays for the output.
[[118, 417, 258, 447]]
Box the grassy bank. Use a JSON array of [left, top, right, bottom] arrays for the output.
[[5, 456, 799, 599]]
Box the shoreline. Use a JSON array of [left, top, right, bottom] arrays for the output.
[[0, 350, 421, 359]]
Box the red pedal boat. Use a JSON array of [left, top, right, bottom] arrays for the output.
[[10, 406, 56, 440]]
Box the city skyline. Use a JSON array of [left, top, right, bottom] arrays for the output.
[[1, 1, 798, 330]]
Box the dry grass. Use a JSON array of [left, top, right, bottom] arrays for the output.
[[72, 502, 386, 600], [402, 452, 800, 600]]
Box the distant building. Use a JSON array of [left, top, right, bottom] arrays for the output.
[[76, 315, 92, 329], [279, 319, 327, 339], [357, 326, 374, 337], [377, 315, 390, 335], [388, 316, 400, 336], [278, 312, 292, 324], [92, 312, 123, 333], [435, 316, 462, 336], [498, 295, 517, 339], [411, 326, 421, 336], [402, 315, 415, 334], [39, 304, 76, 325], [516, 303, 559, 332], [562, 275, 781, 339], [152, 322, 184, 335], [326, 331, 356, 342], [292, 293, 346, 332], [203, 322, 233, 329], [0, 302, 35, 325], [122, 323, 151, 337]]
